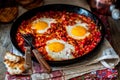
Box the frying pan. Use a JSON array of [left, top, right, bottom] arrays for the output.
[[10, 4, 105, 66]]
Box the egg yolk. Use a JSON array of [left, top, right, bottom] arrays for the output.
[[48, 42, 65, 52], [33, 21, 48, 30], [71, 26, 87, 36]]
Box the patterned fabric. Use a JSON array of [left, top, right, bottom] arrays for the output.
[[6, 68, 118, 80], [70, 68, 118, 80], [5, 61, 118, 80], [6, 72, 30, 80]]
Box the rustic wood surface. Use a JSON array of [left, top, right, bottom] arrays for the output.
[[108, 17, 120, 56]]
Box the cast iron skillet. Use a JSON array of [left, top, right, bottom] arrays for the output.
[[10, 4, 105, 66]]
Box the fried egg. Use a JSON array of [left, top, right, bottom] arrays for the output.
[[31, 18, 56, 33], [66, 21, 90, 40], [45, 39, 75, 61]]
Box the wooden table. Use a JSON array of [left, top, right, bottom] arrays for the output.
[[108, 17, 120, 80], [108, 17, 120, 56], [0, 0, 120, 79]]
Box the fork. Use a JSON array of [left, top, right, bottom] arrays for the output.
[[21, 34, 52, 73]]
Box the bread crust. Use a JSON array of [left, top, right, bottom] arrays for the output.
[[0, 6, 18, 23], [4, 52, 26, 75]]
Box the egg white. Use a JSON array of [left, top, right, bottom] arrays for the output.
[[31, 18, 56, 33], [66, 21, 90, 40], [45, 39, 75, 61]]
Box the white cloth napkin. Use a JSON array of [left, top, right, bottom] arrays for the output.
[[87, 39, 120, 69]]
